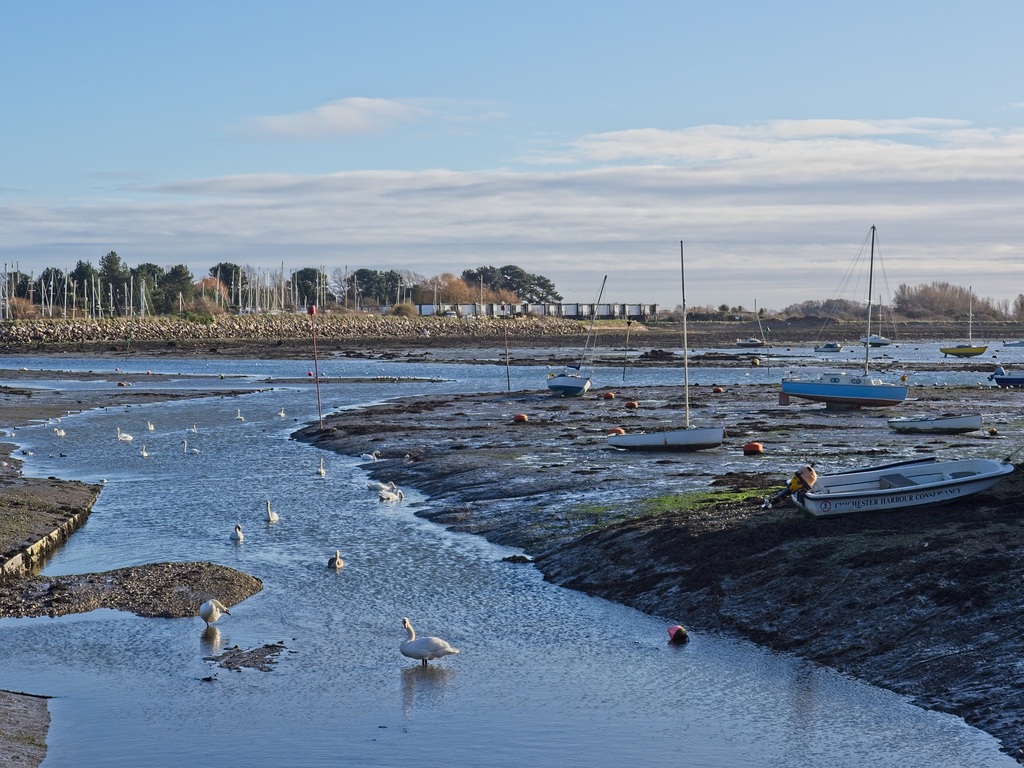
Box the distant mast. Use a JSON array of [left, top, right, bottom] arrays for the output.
[[864, 225, 876, 376], [680, 241, 690, 428]]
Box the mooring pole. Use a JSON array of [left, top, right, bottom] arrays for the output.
[[309, 305, 324, 430]]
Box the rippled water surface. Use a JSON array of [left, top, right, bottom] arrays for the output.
[[0, 356, 1015, 767]]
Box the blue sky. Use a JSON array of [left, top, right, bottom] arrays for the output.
[[3, 1, 1024, 310]]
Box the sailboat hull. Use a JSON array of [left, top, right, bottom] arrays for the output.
[[547, 372, 591, 396], [939, 345, 987, 358], [607, 427, 725, 451], [780, 374, 908, 407]]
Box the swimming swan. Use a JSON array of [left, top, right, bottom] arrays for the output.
[[231, 524, 244, 542], [400, 617, 460, 666], [117, 427, 133, 442], [366, 480, 396, 492], [266, 501, 279, 523], [182, 440, 200, 455], [318, 457, 326, 477], [199, 599, 230, 626], [378, 488, 404, 502], [328, 551, 344, 569], [361, 450, 381, 462], [236, 409, 244, 421], [140, 445, 148, 458]]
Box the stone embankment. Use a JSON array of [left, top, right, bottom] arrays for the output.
[[0, 314, 588, 349]]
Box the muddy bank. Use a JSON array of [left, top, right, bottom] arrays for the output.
[[296, 385, 1024, 759]]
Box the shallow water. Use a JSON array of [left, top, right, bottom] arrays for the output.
[[0, 357, 1016, 767]]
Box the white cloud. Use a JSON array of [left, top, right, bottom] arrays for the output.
[[243, 97, 430, 139], [5, 118, 1024, 308]]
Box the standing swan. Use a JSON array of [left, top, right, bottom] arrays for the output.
[[266, 501, 279, 522], [318, 458, 326, 477], [400, 617, 460, 666], [231, 524, 244, 542], [199, 599, 230, 626], [328, 551, 344, 569]]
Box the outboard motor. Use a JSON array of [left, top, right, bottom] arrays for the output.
[[762, 464, 818, 509]]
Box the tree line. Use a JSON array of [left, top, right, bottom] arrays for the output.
[[0, 255, 565, 319]]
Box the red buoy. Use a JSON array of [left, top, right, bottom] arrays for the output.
[[625, 401, 639, 409], [604, 392, 615, 399], [743, 442, 764, 455], [712, 386, 724, 393], [512, 414, 529, 423]]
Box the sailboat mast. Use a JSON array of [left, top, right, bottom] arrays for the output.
[[578, 275, 607, 369], [968, 287, 973, 343], [864, 225, 876, 376], [681, 241, 690, 428]]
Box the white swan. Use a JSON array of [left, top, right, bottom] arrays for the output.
[[266, 501, 279, 523], [147, 421, 154, 431], [199, 599, 230, 626], [117, 427, 134, 442], [53, 427, 65, 437], [400, 617, 460, 666], [140, 445, 148, 458], [278, 407, 286, 418], [361, 450, 381, 462], [366, 480, 396, 492], [318, 457, 326, 477], [190, 423, 199, 434], [328, 550, 344, 569], [379, 488, 404, 502], [182, 440, 200, 455], [231, 524, 244, 542], [236, 409, 244, 421]]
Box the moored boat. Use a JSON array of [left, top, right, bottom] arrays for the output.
[[988, 367, 1024, 388], [781, 227, 907, 409], [939, 289, 987, 358], [814, 341, 843, 353], [860, 333, 892, 346], [777, 457, 1014, 517], [887, 413, 983, 434], [736, 337, 765, 348], [608, 427, 726, 452], [547, 275, 606, 397], [1002, 340, 1024, 348]]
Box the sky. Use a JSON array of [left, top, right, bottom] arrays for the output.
[[3, 1, 1024, 312]]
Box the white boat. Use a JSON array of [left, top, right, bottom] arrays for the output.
[[781, 227, 908, 408], [608, 427, 726, 451], [788, 457, 1014, 517], [547, 275, 606, 397], [887, 413, 983, 434], [1002, 340, 1024, 348], [940, 289, 987, 358], [608, 241, 723, 452], [735, 337, 765, 348], [546, 367, 591, 396], [988, 367, 1024, 388], [814, 341, 843, 353], [860, 333, 892, 346]]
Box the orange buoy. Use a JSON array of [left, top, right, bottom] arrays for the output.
[[512, 414, 529, 423], [742, 442, 764, 455], [712, 386, 724, 393], [603, 392, 615, 399], [117, 381, 126, 387], [625, 401, 639, 409], [607, 427, 626, 435]]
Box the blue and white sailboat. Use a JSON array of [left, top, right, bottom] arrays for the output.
[[547, 275, 606, 396], [780, 226, 908, 408]]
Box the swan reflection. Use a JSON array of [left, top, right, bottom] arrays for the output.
[[201, 625, 222, 652], [401, 665, 453, 716]]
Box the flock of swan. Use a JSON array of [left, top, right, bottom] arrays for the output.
[[99, 406, 454, 665]]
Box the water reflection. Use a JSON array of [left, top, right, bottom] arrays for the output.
[[401, 665, 454, 716], [201, 625, 222, 652]]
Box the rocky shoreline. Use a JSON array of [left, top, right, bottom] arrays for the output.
[[297, 385, 1024, 761]]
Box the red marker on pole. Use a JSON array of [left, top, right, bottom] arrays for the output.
[[309, 305, 324, 430]]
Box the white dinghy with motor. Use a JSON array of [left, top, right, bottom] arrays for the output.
[[764, 456, 1014, 518]]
